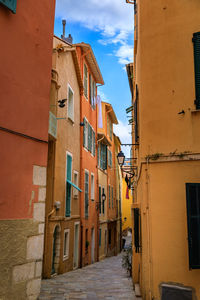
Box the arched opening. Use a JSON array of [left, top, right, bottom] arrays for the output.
[[51, 225, 61, 275]]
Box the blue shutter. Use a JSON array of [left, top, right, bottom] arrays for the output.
[[66, 155, 72, 217], [186, 183, 200, 269], [0, 0, 17, 13]]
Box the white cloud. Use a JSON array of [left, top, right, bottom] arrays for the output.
[[114, 120, 132, 158], [55, 0, 134, 66], [115, 44, 133, 65], [56, 0, 134, 37], [98, 90, 110, 103]]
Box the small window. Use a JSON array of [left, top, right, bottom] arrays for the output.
[[84, 64, 88, 98], [68, 85, 74, 122], [91, 174, 95, 200], [63, 229, 70, 259], [73, 171, 78, 198]]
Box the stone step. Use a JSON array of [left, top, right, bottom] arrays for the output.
[[135, 283, 141, 297]]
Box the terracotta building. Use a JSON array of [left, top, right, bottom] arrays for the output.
[[75, 43, 104, 266], [0, 1, 55, 299], [43, 35, 83, 278], [130, 1, 200, 299]]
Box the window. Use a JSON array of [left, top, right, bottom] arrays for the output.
[[67, 85, 74, 121], [84, 64, 88, 98], [66, 154, 72, 217], [102, 187, 105, 214], [100, 143, 107, 170], [193, 32, 200, 109], [109, 185, 111, 208], [91, 174, 95, 200], [63, 229, 70, 259], [89, 74, 92, 105], [73, 171, 78, 198], [111, 187, 114, 208], [186, 183, 200, 269], [92, 80, 96, 109], [108, 149, 112, 167], [99, 228, 101, 247], [99, 186, 102, 214], [108, 229, 111, 245], [83, 118, 95, 156], [0, 0, 17, 13], [85, 171, 89, 217]]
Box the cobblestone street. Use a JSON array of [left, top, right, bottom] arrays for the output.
[[38, 254, 136, 300]]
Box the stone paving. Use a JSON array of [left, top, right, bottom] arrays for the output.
[[38, 254, 136, 300]]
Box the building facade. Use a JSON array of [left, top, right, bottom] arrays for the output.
[[43, 36, 83, 278], [130, 1, 200, 299], [0, 1, 55, 299], [75, 43, 104, 266]]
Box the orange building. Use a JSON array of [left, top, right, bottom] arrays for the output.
[[0, 1, 55, 299], [75, 43, 104, 266]]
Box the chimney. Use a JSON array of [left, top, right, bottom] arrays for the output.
[[61, 19, 73, 44], [61, 19, 66, 39]]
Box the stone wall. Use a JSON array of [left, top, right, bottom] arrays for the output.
[[0, 165, 46, 300]]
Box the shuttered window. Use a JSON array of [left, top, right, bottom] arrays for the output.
[[84, 64, 88, 98], [193, 32, 200, 109], [134, 85, 139, 143], [83, 118, 88, 149], [108, 149, 112, 167], [102, 187, 105, 214], [93, 80, 96, 109], [88, 124, 92, 152], [0, 0, 17, 13], [92, 130, 96, 156], [186, 183, 200, 269], [99, 186, 102, 214], [100, 144, 107, 170], [89, 74, 92, 105], [66, 154, 72, 217], [85, 171, 89, 217]]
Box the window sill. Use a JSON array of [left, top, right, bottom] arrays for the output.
[[68, 117, 74, 124], [191, 109, 200, 113]]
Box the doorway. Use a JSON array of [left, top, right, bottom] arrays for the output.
[[51, 225, 60, 275], [91, 228, 95, 264], [73, 223, 79, 269]]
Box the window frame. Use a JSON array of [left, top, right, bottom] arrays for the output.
[[91, 173, 95, 201], [73, 171, 79, 199], [63, 229, 70, 260], [84, 63, 88, 99], [67, 84, 74, 122], [65, 152, 73, 217], [84, 170, 89, 218]]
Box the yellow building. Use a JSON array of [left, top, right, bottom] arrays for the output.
[[129, 1, 200, 299], [121, 174, 132, 232]]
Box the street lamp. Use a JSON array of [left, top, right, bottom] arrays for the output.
[[117, 150, 125, 167]]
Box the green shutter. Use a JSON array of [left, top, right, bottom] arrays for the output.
[[66, 155, 72, 217], [186, 183, 200, 269], [89, 74, 92, 104], [84, 64, 88, 98], [0, 0, 17, 13], [83, 118, 86, 148], [93, 131, 96, 156], [85, 172, 89, 217], [193, 32, 200, 109], [99, 186, 101, 214]]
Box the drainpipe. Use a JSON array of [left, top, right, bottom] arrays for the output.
[[145, 156, 153, 300]]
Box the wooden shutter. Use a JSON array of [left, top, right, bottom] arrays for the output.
[[88, 123, 92, 152], [99, 186, 102, 214], [0, 0, 17, 13], [85, 172, 89, 217], [102, 144, 107, 170], [186, 183, 200, 269], [66, 155, 72, 217], [193, 32, 200, 109], [93, 130, 96, 156]]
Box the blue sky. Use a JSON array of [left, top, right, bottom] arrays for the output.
[[54, 0, 134, 157]]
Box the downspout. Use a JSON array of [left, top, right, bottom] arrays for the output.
[[145, 156, 153, 300]]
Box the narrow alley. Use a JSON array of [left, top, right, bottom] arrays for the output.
[[38, 254, 136, 300]]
